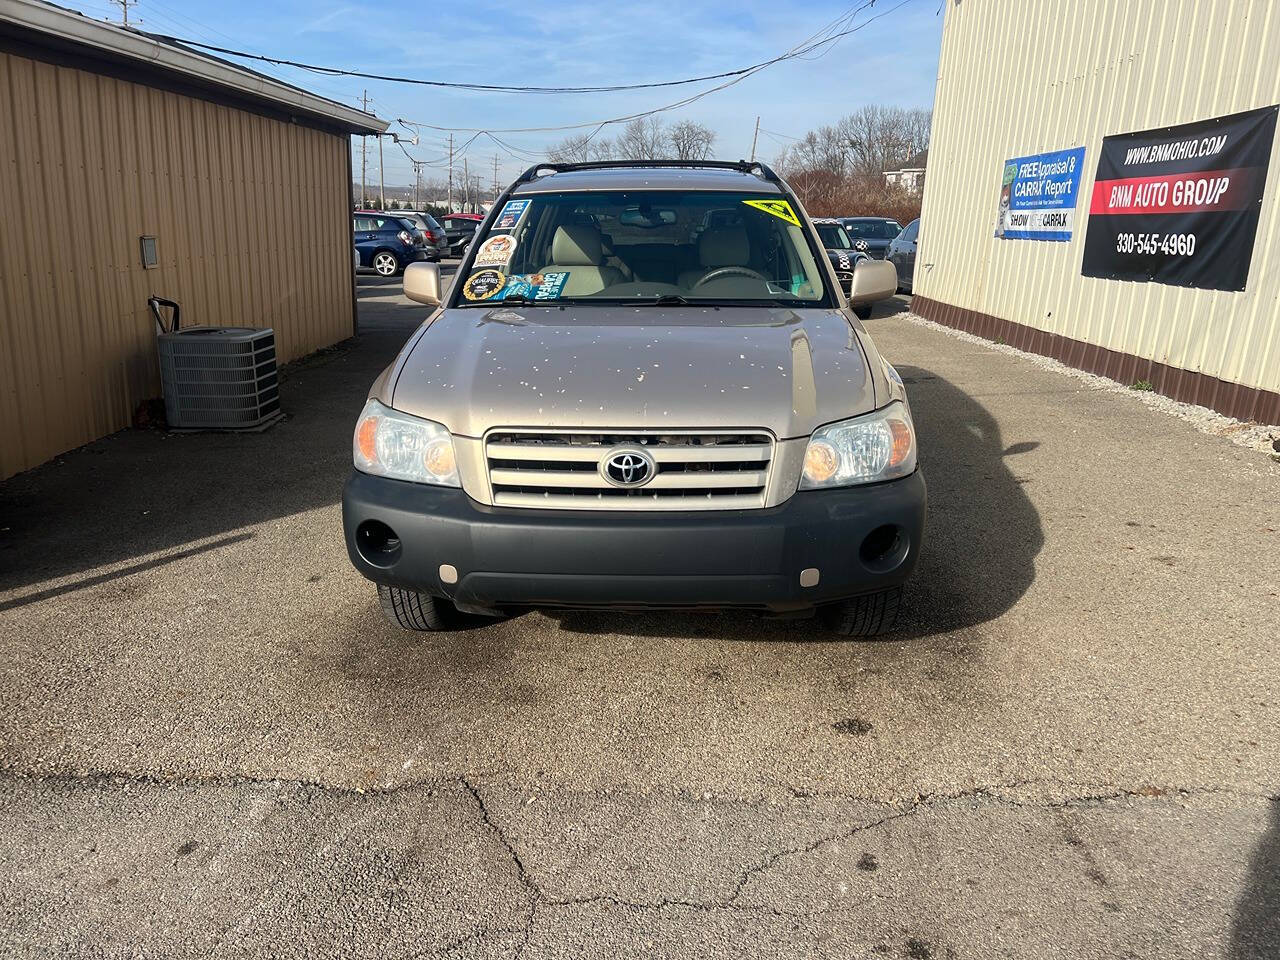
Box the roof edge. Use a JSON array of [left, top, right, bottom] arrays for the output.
[[0, 0, 387, 135]]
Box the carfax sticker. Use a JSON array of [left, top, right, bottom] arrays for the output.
[[742, 198, 801, 226], [462, 269, 507, 301], [502, 272, 569, 300], [474, 234, 518, 266], [493, 199, 531, 230]]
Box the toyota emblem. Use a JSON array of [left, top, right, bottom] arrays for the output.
[[601, 448, 656, 487]]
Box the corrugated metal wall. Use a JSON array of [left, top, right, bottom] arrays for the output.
[[0, 50, 355, 479], [917, 0, 1280, 411]]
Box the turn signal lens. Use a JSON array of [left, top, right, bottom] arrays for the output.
[[352, 399, 459, 487], [356, 414, 380, 465], [799, 402, 917, 489], [888, 418, 913, 468]]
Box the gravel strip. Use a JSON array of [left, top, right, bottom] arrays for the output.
[[902, 312, 1280, 457]]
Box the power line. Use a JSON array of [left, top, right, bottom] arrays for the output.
[[145, 0, 887, 95], [391, 0, 913, 136]]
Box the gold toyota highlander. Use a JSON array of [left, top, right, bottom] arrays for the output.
[[342, 160, 923, 636]]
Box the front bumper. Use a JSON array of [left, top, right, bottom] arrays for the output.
[[342, 470, 926, 613]]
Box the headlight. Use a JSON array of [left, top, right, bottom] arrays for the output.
[[800, 401, 916, 489], [353, 398, 459, 486]]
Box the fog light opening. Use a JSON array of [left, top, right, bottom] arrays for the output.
[[356, 519, 402, 568], [859, 524, 908, 572]]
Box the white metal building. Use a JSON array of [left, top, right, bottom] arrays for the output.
[[915, 0, 1279, 424]]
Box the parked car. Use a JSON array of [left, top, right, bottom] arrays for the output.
[[400, 212, 449, 261], [809, 218, 890, 320], [352, 213, 428, 276], [886, 218, 919, 293], [836, 217, 902, 259], [342, 160, 920, 638], [440, 213, 484, 256]]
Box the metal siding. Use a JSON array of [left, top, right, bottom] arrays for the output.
[[918, 0, 1280, 399], [0, 50, 355, 479]]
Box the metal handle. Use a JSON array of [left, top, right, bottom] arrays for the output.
[[148, 296, 180, 334]]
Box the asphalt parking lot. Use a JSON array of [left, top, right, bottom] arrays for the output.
[[1, 272, 1277, 958]]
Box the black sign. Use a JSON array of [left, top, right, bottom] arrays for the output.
[[1081, 105, 1277, 291]]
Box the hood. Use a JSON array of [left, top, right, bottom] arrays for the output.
[[391, 305, 875, 440]]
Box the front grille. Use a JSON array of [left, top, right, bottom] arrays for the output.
[[484, 430, 774, 511]]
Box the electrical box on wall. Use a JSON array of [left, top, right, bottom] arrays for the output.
[[139, 236, 158, 269]]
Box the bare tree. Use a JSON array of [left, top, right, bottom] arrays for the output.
[[547, 131, 614, 163], [668, 119, 716, 160], [616, 117, 668, 159]]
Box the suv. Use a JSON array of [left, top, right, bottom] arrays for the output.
[[440, 213, 484, 256], [400, 212, 449, 261], [836, 217, 903, 259], [342, 161, 923, 637], [353, 212, 428, 276]]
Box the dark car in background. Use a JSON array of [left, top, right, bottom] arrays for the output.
[[837, 217, 902, 259], [886, 219, 919, 294], [440, 213, 483, 256], [400, 212, 449, 261], [812, 218, 882, 319], [353, 213, 429, 277]]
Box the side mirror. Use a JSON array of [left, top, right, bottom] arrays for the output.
[[403, 261, 442, 306], [847, 258, 897, 306]]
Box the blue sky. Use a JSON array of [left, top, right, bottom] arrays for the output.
[[64, 0, 945, 187]]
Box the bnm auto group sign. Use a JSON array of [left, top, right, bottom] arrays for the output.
[[1081, 105, 1278, 291]]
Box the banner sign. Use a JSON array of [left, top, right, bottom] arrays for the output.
[[1081, 105, 1278, 291], [994, 146, 1086, 241]]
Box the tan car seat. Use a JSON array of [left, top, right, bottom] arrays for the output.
[[540, 225, 624, 296], [679, 227, 751, 289]]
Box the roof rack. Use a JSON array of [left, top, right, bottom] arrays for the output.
[[515, 159, 780, 184]]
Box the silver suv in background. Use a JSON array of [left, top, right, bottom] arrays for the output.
[[342, 160, 924, 637]]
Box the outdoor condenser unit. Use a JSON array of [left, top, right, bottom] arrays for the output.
[[151, 297, 281, 430]]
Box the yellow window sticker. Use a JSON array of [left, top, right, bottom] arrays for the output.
[[742, 198, 800, 227]]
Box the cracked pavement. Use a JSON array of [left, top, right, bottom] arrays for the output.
[[1, 283, 1278, 958]]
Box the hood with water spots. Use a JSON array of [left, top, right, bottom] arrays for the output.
[[390, 305, 876, 440]]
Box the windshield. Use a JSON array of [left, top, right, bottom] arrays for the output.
[[815, 223, 852, 249], [454, 190, 832, 306], [843, 219, 901, 240]]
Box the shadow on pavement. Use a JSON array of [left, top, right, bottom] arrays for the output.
[[554, 365, 1043, 641], [0, 276, 431, 595], [1232, 799, 1280, 959]]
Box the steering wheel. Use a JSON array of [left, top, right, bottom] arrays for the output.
[[693, 266, 769, 288]]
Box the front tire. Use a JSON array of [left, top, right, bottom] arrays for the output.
[[372, 251, 400, 277], [819, 586, 902, 637], [377, 584, 492, 631]]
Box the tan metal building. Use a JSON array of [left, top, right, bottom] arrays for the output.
[[0, 0, 385, 479], [915, 0, 1280, 424]]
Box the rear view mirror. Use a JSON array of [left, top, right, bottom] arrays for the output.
[[619, 206, 677, 228], [847, 259, 897, 306], [403, 261, 442, 306]]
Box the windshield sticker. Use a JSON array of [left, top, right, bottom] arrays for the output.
[[462, 269, 507, 301], [474, 234, 517, 267], [461, 270, 570, 302], [742, 198, 801, 227], [502, 272, 569, 300], [493, 199, 531, 230]]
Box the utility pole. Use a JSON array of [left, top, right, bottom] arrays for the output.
[[109, 0, 136, 25], [492, 155, 499, 204], [749, 116, 760, 162], [358, 90, 370, 208], [446, 134, 454, 213], [463, 157, 470, 212], [378, 133, 385, 209], [412, 162, 421, 211]]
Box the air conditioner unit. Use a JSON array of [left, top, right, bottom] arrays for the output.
[[157, 326, 281, 429]]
